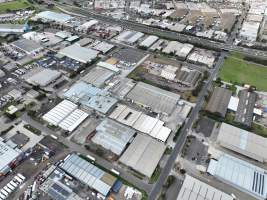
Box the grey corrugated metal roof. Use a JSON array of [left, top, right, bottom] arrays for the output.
[[92, 119, 135, 155], [60, 154, 116, 196], [119, 134, 166, 177], [126, 82, 180, 115], [234, 90, 257, 127], [206, 87, 232, 117], [59, 44, 98, 63]]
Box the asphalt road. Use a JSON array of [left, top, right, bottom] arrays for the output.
[[58, 4, 267, 60]]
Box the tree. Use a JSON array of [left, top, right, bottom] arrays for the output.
[[215, 77, 222, 84], [164, 175, 175, 188], [180, 169, 186, 174]]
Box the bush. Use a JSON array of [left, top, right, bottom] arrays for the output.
[[164, 175, 175, 188]]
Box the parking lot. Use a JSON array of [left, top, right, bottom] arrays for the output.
[[182, 136, 209, 165], [36, 51, 84, 72], [112, 48, 146, 64]]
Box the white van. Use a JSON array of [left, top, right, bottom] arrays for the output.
[[111, 169, 120, 176], [0, 192, 6, 199], [10, 181, 18, 188], [17, 173, 26, 181], [3, 187, 11, 194], [0, 189, 8, 197], [86, 154, 96, 162], [7, 183, 15, 191], [14, 176, 23, 184]]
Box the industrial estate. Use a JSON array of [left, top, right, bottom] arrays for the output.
[[0, 0, 266, 200]]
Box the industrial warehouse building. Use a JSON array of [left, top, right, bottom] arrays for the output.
[[60, 154, 117, 197], [206, 87, 232, 117], [81, 66, 115, 88], [234, 90, 257, 127], [139, 35, 159, 48], [177, 174, 233, 200], [79, 20, 99, 31], [176, 67, 202, 87], [42, 100, 89, 132], [26, 68, 61, 87], [96, 61, 120, 73], [59, 44, 99, 63], [119, 134, 166, 178], [34, 11, 74, 23], [0, 139, 21, 175], [12, 38, 43, 55], [109, 104, 171, 142], [208, 153, 267, 200], [64, 81, 118, 114], [240, 21, 260, 42], [116, 30, 144, 44], [92, 119, 135, 155], [92, 42, 115, 54], [162, 41, 194, 60], [217, 123, 267, 163], [187, 50, 216, 68], [126, 82, 180, 115], [0, 24, 27, 34]]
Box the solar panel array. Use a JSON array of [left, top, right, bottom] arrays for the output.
[[47, 182, 71, 200]]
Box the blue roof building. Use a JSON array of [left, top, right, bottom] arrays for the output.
[[64, 81, 118, 114]]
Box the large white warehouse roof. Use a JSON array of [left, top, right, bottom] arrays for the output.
[[35, 11, 73, 23], [217, 123, 267, 163], [208, 153, 267, 200], [177, 174, 233, 200], [59, 44, 99, 63], [109, 104, 171, 142], [42, 100, 88, 132]]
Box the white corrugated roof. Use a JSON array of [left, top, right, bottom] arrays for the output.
[[177, 174, 233, 200], [139, 35, 159, 47], [60, 44, 99, 63], [43, 100, 88, 132], [109, 104, 171, 142], [36, 11, 73, 23], [80, 20, 98, 29], [119, 134, 166, 177]]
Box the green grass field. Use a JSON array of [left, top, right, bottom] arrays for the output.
[[219, 54, 267, 91], [0, 0, 31, 13]]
